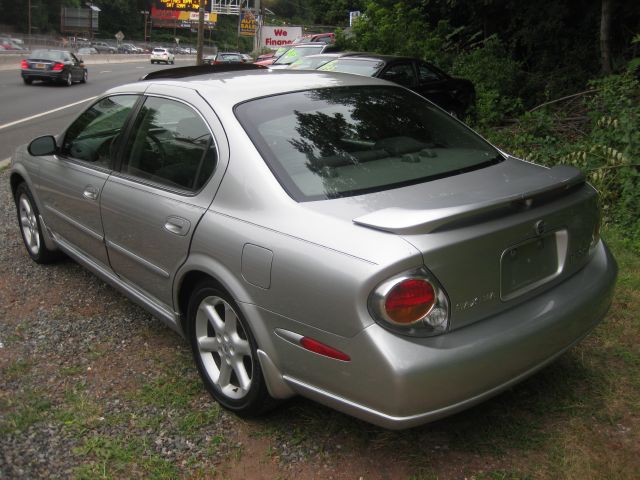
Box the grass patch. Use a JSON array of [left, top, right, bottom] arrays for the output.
[[54, 385, 105, 433], [178, 406, 221, 435], [3, 357, 31, 381], [73, 435, 179, 480], [0, 387, 53, 434]]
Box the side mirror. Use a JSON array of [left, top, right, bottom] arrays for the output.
[[28, 135, 57, 156]]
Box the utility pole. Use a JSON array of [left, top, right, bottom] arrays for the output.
[[141, 10, 149, 44], [196, 7, 204, 65], [28, 0, 31, 49]]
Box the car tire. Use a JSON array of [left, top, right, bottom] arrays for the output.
[[170, 59, 175, 65], [151, 60, 155, 64], [187, 280, 275, 416], [64, 72, 72, 86], [80, 70, 87, 83], [14, 183, 61, 264], [23, 77, 32, 85]]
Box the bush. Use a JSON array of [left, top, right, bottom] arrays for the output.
[[452, 35, 524, 126], [485, 73, 640, 241]]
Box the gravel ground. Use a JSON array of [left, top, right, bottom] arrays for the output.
[[2, 166, 637, 480], [0, 168, 388, 479], [0, 169, 269, 478]]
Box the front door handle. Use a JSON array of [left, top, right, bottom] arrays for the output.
[[83, 185, 98, 200], [164, 216, 191, 236]]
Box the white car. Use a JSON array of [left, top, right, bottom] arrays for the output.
[[150, 47, 175, 65]]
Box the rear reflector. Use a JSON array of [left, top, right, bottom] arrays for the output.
[[300, 337, 350, 361]]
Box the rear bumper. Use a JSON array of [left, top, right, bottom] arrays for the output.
[[21, 69, 67, 81], [270, 241, 617, 429]]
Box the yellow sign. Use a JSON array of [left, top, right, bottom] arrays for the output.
[[239, 10, 257, 37]]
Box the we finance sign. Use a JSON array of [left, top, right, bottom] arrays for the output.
[[260, 26, 302, 48]]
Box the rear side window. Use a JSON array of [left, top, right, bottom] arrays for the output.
[[235, 86, 502, 201], [121, 97, 217, 192], [61, 95, 138, 168]]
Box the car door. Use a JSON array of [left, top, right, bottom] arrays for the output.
[[415, 61, 456, 111], [69, 52, 83, 80], [100, 88, 225, 310], [36, 94, 139, 267]]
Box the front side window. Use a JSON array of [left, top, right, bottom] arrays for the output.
[[61, 95, 138, 168], [380, 63, 416, 88], [418, 63, 442, 82], [235, 86, 502, 201], [121, 97, 216, 192]]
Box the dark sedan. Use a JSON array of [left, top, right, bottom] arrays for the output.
[[204, 52, 245, 65], [319, 54, 475, 118], [21, 50, 87, 86]]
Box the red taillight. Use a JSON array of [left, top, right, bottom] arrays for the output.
[[52, 62, 64, 71], [384, 279, 435, 325], [300, 337, 350, 361], [20, 60, 28, 69]]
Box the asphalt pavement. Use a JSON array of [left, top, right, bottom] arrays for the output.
[[0, 58, 195, 161]]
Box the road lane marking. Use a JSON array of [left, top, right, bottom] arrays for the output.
[[99, 70, 112, 73], [0, 96, 97, 131]]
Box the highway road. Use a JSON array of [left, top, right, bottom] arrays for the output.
[[0, 58, 195, 161]]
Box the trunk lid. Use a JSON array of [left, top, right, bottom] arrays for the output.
[[350, 161, 600, 330]]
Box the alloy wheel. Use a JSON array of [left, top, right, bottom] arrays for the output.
[[194, 295, 254, 400], [18, 194, 40, 256]]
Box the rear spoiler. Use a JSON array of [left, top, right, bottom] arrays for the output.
[[353, 165, 585, 234], [139, 63, 266, 81]]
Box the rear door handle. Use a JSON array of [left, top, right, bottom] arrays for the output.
[[164, 216, 191, 236], [83, 185, 98, 200]]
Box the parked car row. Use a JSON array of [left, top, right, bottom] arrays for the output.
[[257, 43, 476, 117], [1, 36, 27, 51]]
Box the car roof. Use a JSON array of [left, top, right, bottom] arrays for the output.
[[338, 53, 423, 63], [109, 69, 393, 109]]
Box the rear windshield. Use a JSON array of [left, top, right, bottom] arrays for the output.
[[273, 45, 325, 65], [289, 55, 335, 70], [29, 50, 65, 61], [319, 58, 384, 76], [235, 86, 502, 201], [153, 48, 166, 53]]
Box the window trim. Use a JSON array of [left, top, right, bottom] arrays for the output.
[[234, 86, 504, 203], [58, 93, 142, 172], [112, 93, 220, 197]]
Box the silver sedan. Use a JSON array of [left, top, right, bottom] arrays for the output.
[[9, 68, 617, 429]]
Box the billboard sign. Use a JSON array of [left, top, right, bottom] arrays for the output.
[[152, 0, 210, 13], [151, 0, 217, 28], [260, 26, 302, 48], [239, 10, 257, 37], [61, 8, 99, 33]]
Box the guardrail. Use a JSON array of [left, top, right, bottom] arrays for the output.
[[0, 53, 197, 71]]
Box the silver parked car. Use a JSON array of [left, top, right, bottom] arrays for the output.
[[9, 67, 617, 429]]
